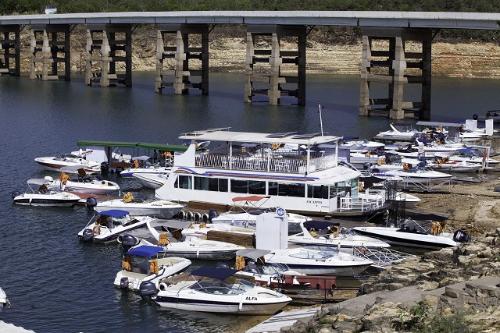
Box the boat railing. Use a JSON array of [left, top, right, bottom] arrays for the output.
[[195, 152, 338, 174], [339, 196, 384, 212], [195, 153, 307, 174]]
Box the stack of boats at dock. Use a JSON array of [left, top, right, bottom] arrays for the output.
[[9, 124, 494, 315]]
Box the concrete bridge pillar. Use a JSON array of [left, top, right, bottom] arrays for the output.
[[0, 25, 20, 77], [30, 24, 71, 81], [359, 28, 432, 120], [244, 25, 306, 106], [155, 24, 209, 95], [85, 24, 132, 87]]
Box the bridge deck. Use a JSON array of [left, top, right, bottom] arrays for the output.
[[0, 11, 499, 30]]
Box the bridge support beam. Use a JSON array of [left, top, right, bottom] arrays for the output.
[[30, 24, 71, 81], [155, 24, 209, 95], [85, 24, 132, 87], [0, 25, 20, 77], [359, 28, 432, 120], [244, 25, 306, 106]]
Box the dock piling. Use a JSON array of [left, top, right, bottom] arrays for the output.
[[30, 24, 71, 81], [85, 24, 132, 87], [0, 25, 20, 77], [155, 24, 209, 95], [244, 25, 306, 106], [359, 28, 433, 120]]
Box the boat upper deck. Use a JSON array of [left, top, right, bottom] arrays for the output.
[[180, 129, 341, 146]]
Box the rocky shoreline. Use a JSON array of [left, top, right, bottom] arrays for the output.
[[14, 26, 500, 78], [279, 177, 500, 333]]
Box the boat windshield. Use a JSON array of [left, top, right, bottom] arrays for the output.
[[288, 249, 335, 261], [190, 278, 253, 295]]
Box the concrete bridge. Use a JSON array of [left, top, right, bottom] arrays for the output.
[[0, 11, 499, 120]]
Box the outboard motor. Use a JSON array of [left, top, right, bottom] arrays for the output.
[[208, 209, 218, 223], [82, 228, 94, 242], [117, 234, 140, 253], [100, 162, 109, 178], [10, 191, 20, 199], [139, 281, 158, 301], [119, 277, 129, 289], [453, 229, 471, 243], [86, 197, 98, 211]]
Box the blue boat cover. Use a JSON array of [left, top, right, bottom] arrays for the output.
[[303, 220, 340, 231], [99, 210, 129, 218], [127, 245, 164, 257], [191, 267, 237, 280]]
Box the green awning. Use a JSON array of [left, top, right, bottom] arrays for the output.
[[76, 140, 188, 152]]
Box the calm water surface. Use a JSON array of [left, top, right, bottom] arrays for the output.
[[1, 73, 500, 332]]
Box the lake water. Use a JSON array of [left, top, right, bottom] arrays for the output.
[[0, 73, 499, 332]]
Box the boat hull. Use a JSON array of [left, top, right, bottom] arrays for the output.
[[154, 297, 289, 315], [282, 264, 372, 276], [95, 206, 181, 219], [13, 198, 78, 207], [354, 228, 456, 250], [163, 249, 238, 261]]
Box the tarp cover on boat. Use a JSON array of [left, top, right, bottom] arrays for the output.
[[98, 210, 129, 218], [191, 267, 237, 280], [236, 249, 270, 261], [303, 220, 340, 231], [127, 245, 164, 257]]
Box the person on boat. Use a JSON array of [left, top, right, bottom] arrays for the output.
[[38, 184, 48, 194], [153, 150, 158, 163]]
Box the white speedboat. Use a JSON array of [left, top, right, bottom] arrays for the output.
[[121, 166, 171, 178], [133, 173, 169, 189], [78, 210, 152, 243], [34, 155, 100, 173], [374, 124, 418, 141], [353, 223, 464, 250], [13, 178, 81, 207], [164, 238, 244, 260], [288, 221, 390, 248], [358, 188, 421, 207], [114, 245, 191, 292], [153, 267, 291, 315], [0, 287, 10, 310], [44, 175, 120, 194], [349, 152, 384, 165], [376, 169, 452, 183], [95, 197, 183, 219], [340, 140, 385, 152], [146, 221, 244, 260], [264, 247, 373, 276], [212, 208, 310, 230], [181, 223, 254, 240]]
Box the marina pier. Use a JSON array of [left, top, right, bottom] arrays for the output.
[[0, 11, 499, 119]]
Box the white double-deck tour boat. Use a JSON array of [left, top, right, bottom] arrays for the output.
[[155, 129, 385, 216]]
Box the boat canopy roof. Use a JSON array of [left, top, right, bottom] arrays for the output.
[[76, 140, 187, 152], [99, 210, 129, 218], [179, 129, 341, 145], [236, 249, 270, 261], [416, 121, 463, 128], [231, 195, 270, 203], [131, 155, 151, 161], [191, 266, 238, 280], [27, 178, 50, 185], [127, 245, 164, 257]]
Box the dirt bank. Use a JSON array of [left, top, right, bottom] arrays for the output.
[[16, 26, 500, 78]]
